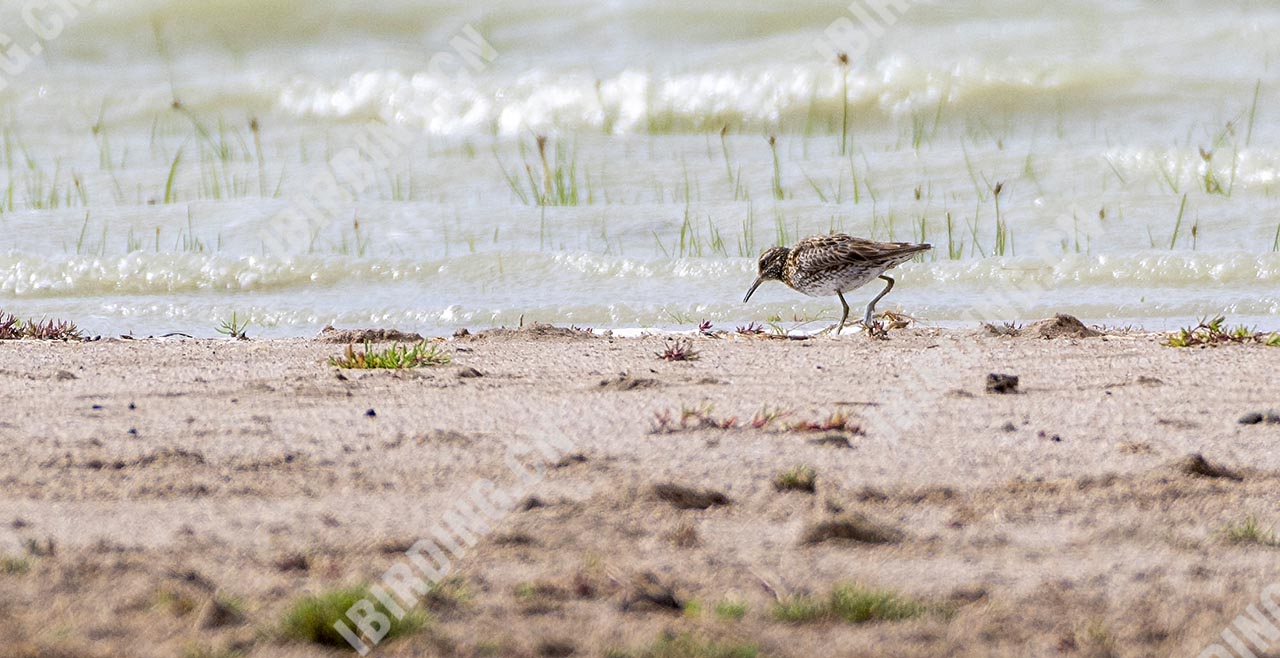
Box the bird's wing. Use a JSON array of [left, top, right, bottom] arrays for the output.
[[791, 235, 930, 270]]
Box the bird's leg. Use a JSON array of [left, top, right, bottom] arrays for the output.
[[814, 292, 852, 336], [863, 275, 895, 326], [836, 291, 850, 335]]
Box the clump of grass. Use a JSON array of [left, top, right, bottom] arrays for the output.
[[735, 322, 765, 335], [767, 135, 785, 200], [657, 337, 700, 361], [773, 466, 817, 493], [666, 521, 701, 548], [606, 633, 758, 658], [784, 410, 859, 433], [750, 406, 791, 429], [154, 586, 200, 617], [281, 585, 427, 647], [215, 311, 249, 339], [497, 135, 581, 206], [0, 312, 82, 340], [773, 584, 929, 624], [330, 341, 452, 369], [714, 599, 748, 621], [1222, 517, 1280, 547], [1165, 317, 1280, 347]]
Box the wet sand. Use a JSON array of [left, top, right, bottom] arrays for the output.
[[1, 323, 1279, 657]]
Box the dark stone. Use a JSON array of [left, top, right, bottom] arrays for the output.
[[986, 373, 1019, 394], [1240, 412, 1264, 425]]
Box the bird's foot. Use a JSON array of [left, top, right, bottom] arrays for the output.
[[861, 318, 890, 340]]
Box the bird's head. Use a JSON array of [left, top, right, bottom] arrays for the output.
[[743, 246, 790, 302]]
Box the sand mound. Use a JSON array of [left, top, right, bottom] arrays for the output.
[[314, 326, 424, 343], [470, 322, 599, 341], [1026, 314, 1101, 339]]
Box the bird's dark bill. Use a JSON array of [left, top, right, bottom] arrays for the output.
[[743, 276, 765, 303]]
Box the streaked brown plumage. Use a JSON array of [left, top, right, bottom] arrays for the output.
[[743, 234, 931, 334]]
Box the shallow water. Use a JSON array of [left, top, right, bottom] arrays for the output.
[[1, 0, 1278, 336]]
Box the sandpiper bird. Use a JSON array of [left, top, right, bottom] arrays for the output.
[[743, 234, 931, 335]]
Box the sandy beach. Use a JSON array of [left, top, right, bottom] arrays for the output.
[[1, 321, 1278, 657]]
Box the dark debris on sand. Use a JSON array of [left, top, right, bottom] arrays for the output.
[[986, 373, 1020, 394], [1171, 453, 1242, 481], [652, 483, 731, 510], [1239, 411, 1280, 425], [800, 513, 904, 546]]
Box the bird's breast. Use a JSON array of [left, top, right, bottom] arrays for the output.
[[787, 265, 881, 297]]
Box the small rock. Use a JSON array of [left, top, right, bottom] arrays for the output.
[[518, 496, 547, 511], [456, 367, 484, 378], [453, 328, 471, 338], [1001, 422, 1017, 432], [54, 370, 77, 381], [986, 373, 1020, 394], [1238, 412, 1264, 425], [365, 409, 376, 417]]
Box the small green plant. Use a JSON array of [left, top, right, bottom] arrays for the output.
[[657, 337, 700, 362], [606, 633, 758, 658], [1, 556, 30, 574], [714, 599, 748, 621], [774, 584, 929, 624], [215, 311, 249, 339], [0, 312, 82, 340], [330, 341, 452, 369], [1222, 517, 1280, 547], [281, 586, 427, 647], [153, 586, 199, 617], [1166, 317, 1280, 347], [773, 466, 817, 493]]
